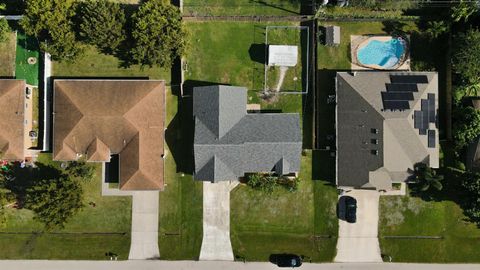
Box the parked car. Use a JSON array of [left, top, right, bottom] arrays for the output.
[[344, 196, 357, 223], [271, 254, 302, 268]]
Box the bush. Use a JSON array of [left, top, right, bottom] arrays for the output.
[[246, 173, 300, 193]]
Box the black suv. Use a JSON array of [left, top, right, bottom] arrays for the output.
[[271, 254, 302, 268], [344, 196, 357, 223]]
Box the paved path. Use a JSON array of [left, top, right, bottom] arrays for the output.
[[0, 261, 479, 270], [199, 181, 238, 261], [335, 190, 382, 262], [101, 165, 160, 259], [128, 191, 160, 260]]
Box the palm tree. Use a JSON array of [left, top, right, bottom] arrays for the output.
[[414, 163, 444, 191]]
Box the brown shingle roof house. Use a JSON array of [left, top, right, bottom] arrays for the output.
[[53, 80, 166, 190], [0, 80, 25, 161]]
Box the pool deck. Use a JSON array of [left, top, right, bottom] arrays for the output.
[[350, 35, 410, 71]]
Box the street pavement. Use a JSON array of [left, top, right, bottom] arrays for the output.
[[0, 261, 479, 270], [335, 190, 382, 262]]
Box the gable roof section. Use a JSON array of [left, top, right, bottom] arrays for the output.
[[0, 80, 25, 161], [53, 80, 165, 190], [193, 85, 302, 182], [336, 72, 439, 189]]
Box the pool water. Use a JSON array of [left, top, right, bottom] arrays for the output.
[[357, 38, 405, 68]]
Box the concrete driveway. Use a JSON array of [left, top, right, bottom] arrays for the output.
[[128, 191, 160, 260], [199, 181, 238, 261], [334, 189, 383, 262]]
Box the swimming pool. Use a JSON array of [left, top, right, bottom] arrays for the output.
[[357, 38, 406, 69]]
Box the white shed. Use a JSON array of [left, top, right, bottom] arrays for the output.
[[267, 45, 298, 67]]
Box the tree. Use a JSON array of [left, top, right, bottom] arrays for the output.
[[20, 0, 82, 61], [451, 0, 478, 22], [24, 176, 84, 230], [425, 21, 450, 39], [131, 0, 187, 68], [413, 163, 444, 192], [453, 29, 480, 84], [65, 160, 96, 182], [78, 0, 126, 53], [461, 171, 480, 224], [453, 106, 480, 150], [0, 4, 10, 43]]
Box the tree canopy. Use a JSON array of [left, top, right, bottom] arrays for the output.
[[0, 4, 10, 43], [453, 106, 480, 150], [24, 175, 84, 230], [78, 0, 126, 53], [453, 29, 480, 84], [21, 0, 82, 61], [131, 0, 187, 68]]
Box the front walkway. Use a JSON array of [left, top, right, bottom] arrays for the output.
[[199, 181, 238, 261], [335, 189, 383, 262]]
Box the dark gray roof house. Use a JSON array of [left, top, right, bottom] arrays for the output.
[[336, 72, 439, 190], [193, 85, 302, 182]]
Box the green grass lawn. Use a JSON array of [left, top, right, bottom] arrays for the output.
[[0, 154, 132, 260], [52, 45, 170, 81], [15, 31, 39, 86], [230, 150, 338, 262], [185, 21, 307, 124], [183, 0, 307, 16], [0, 32, 16, 76], [379, 195, 480, 262], [158, 89, 203, 260]]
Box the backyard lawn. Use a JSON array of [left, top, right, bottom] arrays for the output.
[[0, 154, 132, 260], [185, 21, 309, 132], [15, 31, 39, 86], [379, 195, 480, 262], [158, 90, 203, 260], [230, 150, 338, 262], [183, 0, 308, 16], [52, 45, 170, 81], [0, 32, 16, 76]]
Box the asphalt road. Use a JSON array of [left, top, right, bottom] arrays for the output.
[[0, 261, 479, 270]]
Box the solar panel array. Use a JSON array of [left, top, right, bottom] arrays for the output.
[[413, 94, 437, 147], [384, 75, 437, 148], [382, 75, 427, 111]]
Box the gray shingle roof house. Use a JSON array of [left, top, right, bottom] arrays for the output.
[[336, 72, 439, 190], [193, 85, 302, 182]]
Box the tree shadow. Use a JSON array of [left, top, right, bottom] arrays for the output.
[[382, 20, 408, 36], [4, 162, 63, 208], [248, 43, 266, 64]]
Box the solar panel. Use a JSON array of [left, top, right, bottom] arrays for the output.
[[428, 94, 435, 123], [390, 75, 429, 84], [421, 99, 429, 129], [414, 111, 423, 129], [419, 129, 427, 135], [383, 100, 410, 110], [382, 92, 414, 101], [386, 83, 418, 92], [428, 130, 436, 148]]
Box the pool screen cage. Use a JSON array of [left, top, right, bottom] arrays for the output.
[[264, 25, 309, 95]]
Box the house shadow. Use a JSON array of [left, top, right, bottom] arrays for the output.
[[166, 80, 225, 174]]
